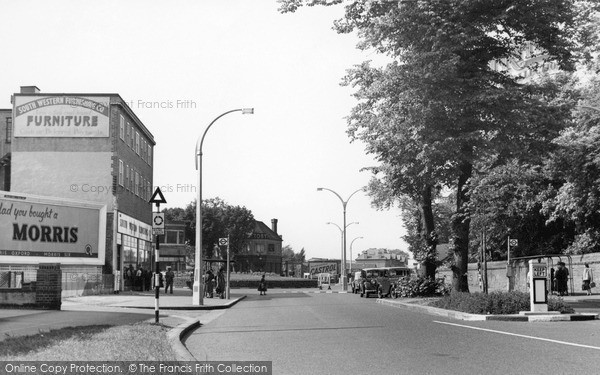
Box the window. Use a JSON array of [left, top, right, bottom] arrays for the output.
[[126, 122, 131, 147], [119, 115, 124, 141], [135, 171, 139, 196], [129, 167, 134, 191], [5, 117, 12, 143], [141, 139, 146, 161], [125, 164, 129, 190], [129, 124, 134, 148], [135, 132, 140, 155], [268, 244, 275, 253], [148, 145, 152, 166], [256, 243, 265, 254], [118, 160, 124, 186]]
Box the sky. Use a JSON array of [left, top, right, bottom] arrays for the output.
[[0, 0, 409, 262]]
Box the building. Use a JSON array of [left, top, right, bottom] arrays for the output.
[[158, 221, 188, 272], [1, 86, 155, 293], [352, 248, 409, 270], [0, 108, 11, 190], [235, 219, 282, 274]]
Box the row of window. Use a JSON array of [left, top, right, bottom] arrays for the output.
[[246, 243, 276, 253], [118, 159, 151, 201], [119, 114, 152, 166]]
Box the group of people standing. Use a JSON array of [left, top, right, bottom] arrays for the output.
[[124, 264, 175, 294], [205, 268, 226, 299], [550, 262, 595, 296]]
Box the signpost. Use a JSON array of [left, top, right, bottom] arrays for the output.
[[149, 187, 167, 323]]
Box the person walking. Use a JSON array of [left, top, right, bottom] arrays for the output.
[[583, 263, 594, 296], [258, 274, 267, 296], [216, 267, 226, 299], [165, 266, 175, 294]]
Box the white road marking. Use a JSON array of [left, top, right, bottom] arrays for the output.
[[433, 320, 600, 350]]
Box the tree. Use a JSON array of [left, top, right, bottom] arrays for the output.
[[279, 0, 596, 291], [162, 197, 255, 263]]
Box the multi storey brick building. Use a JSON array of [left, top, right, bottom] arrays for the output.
[[0, 86, 155, 293]]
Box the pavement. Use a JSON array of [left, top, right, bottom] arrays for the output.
[[1, 286, 600, 360]]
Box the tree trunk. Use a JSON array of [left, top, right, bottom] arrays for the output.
[[451, 159, 473, 292], [420, 184, 437, 279]]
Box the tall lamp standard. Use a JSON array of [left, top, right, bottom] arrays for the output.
[[349, 236, 363, 275], [193, 108, 254, 306], [317, 187, 363, 291], [326, 221, 358, 280]]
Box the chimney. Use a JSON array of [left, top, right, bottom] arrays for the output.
[[20, 86, 40, 94], [271, 219, 278, 235]]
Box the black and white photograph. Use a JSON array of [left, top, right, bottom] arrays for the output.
[[1, 1, 600, 374]]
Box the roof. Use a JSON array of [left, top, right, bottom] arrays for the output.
[[250, 220, 282, 242]]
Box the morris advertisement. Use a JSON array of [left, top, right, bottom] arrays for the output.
[[13, 95, 110, 137], [0, 191, 106, 265]]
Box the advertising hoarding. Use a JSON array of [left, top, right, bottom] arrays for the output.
[[0, 191, 106, 265], [13, 95, 110, 137], [309, 262, 338, 277]]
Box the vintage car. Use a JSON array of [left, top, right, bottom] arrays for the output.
[[377, 266, 413, 298], [359, 268, 383, 298]]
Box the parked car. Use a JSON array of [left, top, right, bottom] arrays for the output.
[[377, 266, 413, 298], [359, 268, 383, 298]]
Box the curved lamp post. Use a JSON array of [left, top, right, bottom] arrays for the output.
[[349, 236, 363, 274], [193, 108, 254, 305], [327, 222, 358, 279], [317, 187, 363, 291]]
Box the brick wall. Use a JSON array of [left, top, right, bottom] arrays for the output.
[[436, 252, 600, 294], [35, 263, 62, 309]]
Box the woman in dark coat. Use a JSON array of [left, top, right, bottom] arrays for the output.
[[258, 274, 267, 296]]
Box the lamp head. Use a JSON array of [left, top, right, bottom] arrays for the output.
[[242, 108, 254, 114], [317, 188, 323, 191]]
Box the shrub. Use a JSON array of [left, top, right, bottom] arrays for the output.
[[394, 276, 451, 298], [432, 291, 575, 315]]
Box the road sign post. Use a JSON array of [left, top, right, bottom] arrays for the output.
[[218, 237, 231, 300], [150, 187, 167, 323]]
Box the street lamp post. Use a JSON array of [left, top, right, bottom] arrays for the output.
[[326, 221, 358, 280], [349, 236, 363, 275], [317, 187, 363, 291], [193, 108, 254, 306]]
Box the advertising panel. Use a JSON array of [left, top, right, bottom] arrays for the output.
[[117, 212, 152, 241], [0, 191, 106, 265], [13, 95, 110, 137], [309, 262, 338, 277]]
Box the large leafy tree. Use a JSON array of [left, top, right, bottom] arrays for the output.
[[280, 0, 595, 291], [162, 197, 255, 261]]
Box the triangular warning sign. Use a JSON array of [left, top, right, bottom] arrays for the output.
[[149, 187, 167, 204]]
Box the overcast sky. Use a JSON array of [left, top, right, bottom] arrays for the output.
[[0, 0, 409, 262]]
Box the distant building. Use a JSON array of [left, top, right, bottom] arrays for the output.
[[352, 248, 409, 270], [235, 219, 282, 274], [158, 221, 188, 272]]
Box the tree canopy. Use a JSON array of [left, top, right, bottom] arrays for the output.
[[279, 0, 600, 291]]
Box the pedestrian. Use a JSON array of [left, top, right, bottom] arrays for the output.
[[582, 263, 594, 296], [555, 262, 569, 296], [258, 274, 267, 296], [135, 266, 143, 291], [205, 269, 215, 298], [165, 266, 175, 294], [216, 267, 226, 299]]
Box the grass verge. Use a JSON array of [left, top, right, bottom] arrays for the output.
[[0, 322, 177, 361]]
